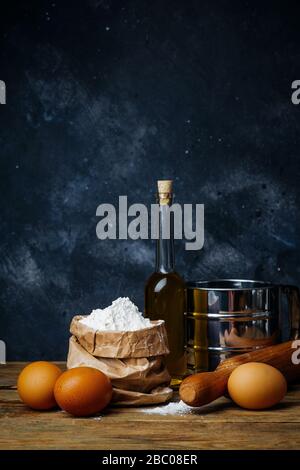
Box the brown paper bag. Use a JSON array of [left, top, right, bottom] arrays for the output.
[[67, 317, 173, 406], [70, 316, 169, 358], [112, 386, 173, 406]]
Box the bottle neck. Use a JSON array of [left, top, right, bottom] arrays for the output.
[[155, 200, 175, 274]]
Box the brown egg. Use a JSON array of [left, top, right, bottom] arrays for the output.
[[228, 362, 287, 410], [17, 361, 62, 410], [54, 367, 112, 417]]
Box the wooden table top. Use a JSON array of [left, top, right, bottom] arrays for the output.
[[1, 362, 300, 450]]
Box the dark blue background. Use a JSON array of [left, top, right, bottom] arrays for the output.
[[0, 0, 299, 360]]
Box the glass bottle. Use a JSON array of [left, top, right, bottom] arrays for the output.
[[145, 180, 187, 387]]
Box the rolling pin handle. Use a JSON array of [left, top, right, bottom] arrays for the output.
[[179, 370, 229, 407]]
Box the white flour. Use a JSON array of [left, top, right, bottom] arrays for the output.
[[141, 400, 200, 416], [80, 297, 152, 332]]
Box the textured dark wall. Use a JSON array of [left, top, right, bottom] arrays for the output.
[[1, 0, 300, 360]]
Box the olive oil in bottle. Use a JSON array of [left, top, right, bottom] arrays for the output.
[[145, 180, 187, 387]]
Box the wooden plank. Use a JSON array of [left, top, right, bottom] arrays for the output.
[[0, 363, 65, 388], [0, 414, 299, 450], [1, 363, 300, 450]]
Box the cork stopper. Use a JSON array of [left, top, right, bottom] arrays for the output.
[[157, 180, 173, 194], [157, 180, 173, 204]]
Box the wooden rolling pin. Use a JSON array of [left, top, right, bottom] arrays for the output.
[[179, 340, 300, 407]]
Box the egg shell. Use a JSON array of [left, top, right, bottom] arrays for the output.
[[17, 361, 62, 410], [54, 367, 112, 417], [228, 362, 287, 410]]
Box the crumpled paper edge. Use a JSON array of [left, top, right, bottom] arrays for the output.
[[70, 316, 170, 358]]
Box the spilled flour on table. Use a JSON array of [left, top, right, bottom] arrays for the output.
[[141, 400, 201, 416]]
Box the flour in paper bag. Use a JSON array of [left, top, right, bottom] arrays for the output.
[[79, 297, 153, 332]]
